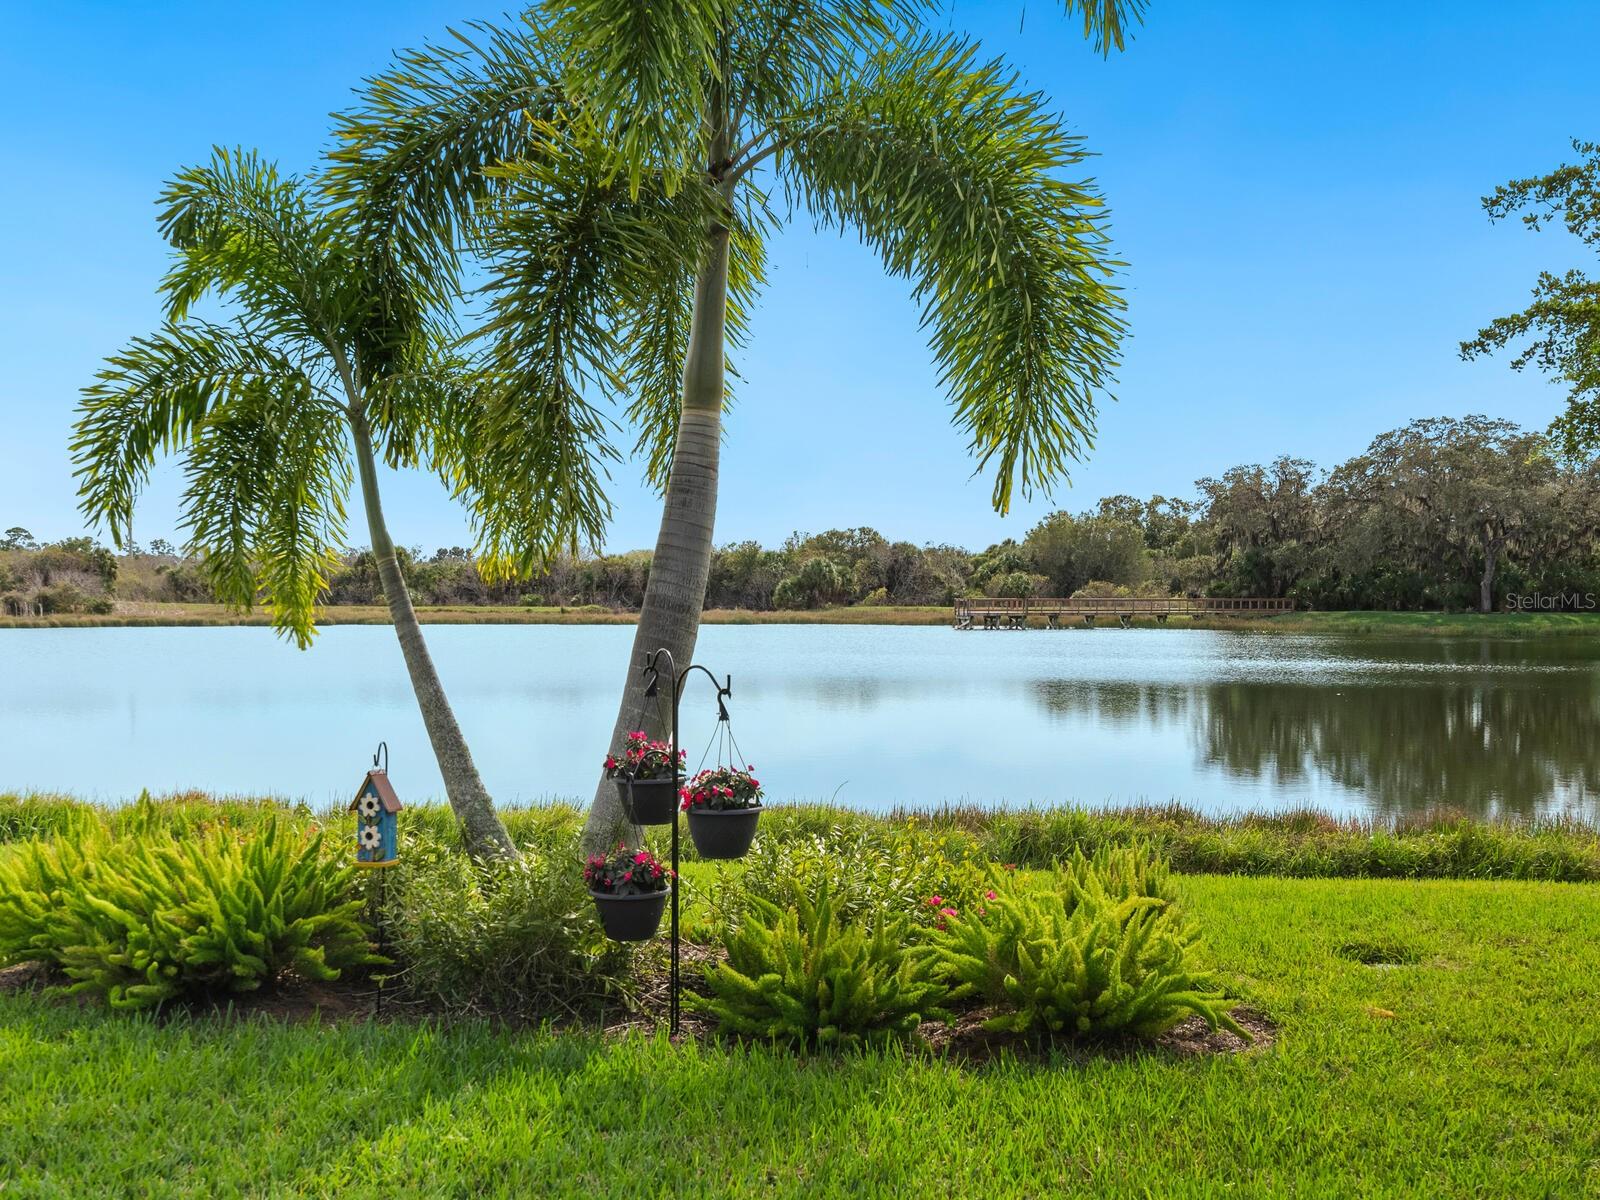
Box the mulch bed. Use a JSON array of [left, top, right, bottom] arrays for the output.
[[916, 1004, 1276, 1064], [1, 954, 1274, 1062]]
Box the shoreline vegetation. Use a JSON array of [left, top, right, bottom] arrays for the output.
[[1, 601, 1597, 637], [5, 793, 1598, 881]]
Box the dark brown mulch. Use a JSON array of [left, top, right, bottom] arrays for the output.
[[913, 1004, 1277, 1065], [0, 962, 49, 993], [2, 956, 1276, 1064]]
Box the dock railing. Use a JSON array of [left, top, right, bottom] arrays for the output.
[[953, 595, 1296, 628]]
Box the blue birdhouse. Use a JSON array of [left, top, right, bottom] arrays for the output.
[[350, 761, 402, 867]]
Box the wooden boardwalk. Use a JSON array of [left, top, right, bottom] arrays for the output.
[[953, 595, 1296, 629]]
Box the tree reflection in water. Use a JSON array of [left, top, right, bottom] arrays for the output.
[[1031, 639, 1600, 819]]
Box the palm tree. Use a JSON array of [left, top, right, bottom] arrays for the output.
[[330, 2, 1135, 847], [68, 148, 595, 860]]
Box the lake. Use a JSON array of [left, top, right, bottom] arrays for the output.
[[1, 624, 1596, 819]]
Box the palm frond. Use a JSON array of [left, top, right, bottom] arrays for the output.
[[462, 130, 714, 574], [179, 386, 350, 647], [325, 19, 565, 301], [157, 149, 344, 344], [729, 0, 925, 138], [781, 35, 1126, 512], [1059, 0, 1146, 55], [541, 0, 730, 194], [72, 323, 331, 545]]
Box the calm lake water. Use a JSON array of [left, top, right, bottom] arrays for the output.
[[2, 625, 1597, 820]]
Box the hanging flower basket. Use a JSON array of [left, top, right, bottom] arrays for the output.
[[604, 732, 684, 826], [681, 765, 763, 860], [584, 846, 672, 941]]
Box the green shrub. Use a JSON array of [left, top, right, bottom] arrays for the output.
[[710, 821, 985, 931], [928, 850, 1243, 1040], [379, 842, 633, 1016], [1059, 841, 1177, 905], [693, 884, 945, 1047], [0, 820, 378, 1009]]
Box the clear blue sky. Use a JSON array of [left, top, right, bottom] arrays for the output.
[[2, 1, 1594, 554]]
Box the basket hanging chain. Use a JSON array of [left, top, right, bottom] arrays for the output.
[[693, 719, 720, 774], [725, 719, 749, 771]]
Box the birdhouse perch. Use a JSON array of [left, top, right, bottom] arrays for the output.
[[350, 744, 402, 867]]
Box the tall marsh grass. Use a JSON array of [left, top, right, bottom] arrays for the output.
[[3, 791, 1597, 881]]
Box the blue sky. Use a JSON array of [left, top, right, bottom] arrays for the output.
[[2, 1, 1594, 554]]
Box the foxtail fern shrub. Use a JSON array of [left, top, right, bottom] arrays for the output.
[[1058, 841, 1177, 905], [0, 820, 378, 1009], [693, 885, 946, 1047], [929, 847, 1245, 1040]]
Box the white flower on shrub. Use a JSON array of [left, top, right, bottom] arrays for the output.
[[358, 825, 382, 850], [357, 795, 382, 820]]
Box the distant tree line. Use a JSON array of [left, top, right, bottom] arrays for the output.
[[8, 415, 1598, 617]]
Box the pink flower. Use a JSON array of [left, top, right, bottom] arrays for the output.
[[634, 850, 650, 864], [940, 907, 958, 919], [985, 890, 997, 901]]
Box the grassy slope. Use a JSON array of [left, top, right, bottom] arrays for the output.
[[2, 602, 1597, 635], [2, 875, 1597, 1198]]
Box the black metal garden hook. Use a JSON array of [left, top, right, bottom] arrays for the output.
[[372, 741, 389, 773], [638, 647, 733, 1037]]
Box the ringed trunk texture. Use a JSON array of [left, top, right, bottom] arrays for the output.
[[583, 228, 730, 852], [349, 409, 517, 861]]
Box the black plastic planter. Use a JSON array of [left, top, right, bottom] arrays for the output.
[[686, 805, 762, 859], [616, 776, 678, 825], [589, 888, 670, 941]]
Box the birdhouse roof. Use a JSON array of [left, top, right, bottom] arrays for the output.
[[350, 769, 402, 813]]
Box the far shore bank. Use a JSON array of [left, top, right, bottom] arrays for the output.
[[1, 602, 1597, 637]]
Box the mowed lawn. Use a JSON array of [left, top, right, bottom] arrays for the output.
[[1, 876, 1596, 1198]]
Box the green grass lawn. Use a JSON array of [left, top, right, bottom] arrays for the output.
[[3, 874, 1596, 1198]]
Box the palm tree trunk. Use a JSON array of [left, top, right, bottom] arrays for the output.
[[348, 404, 518, 860], [583, 225, 731, 851]]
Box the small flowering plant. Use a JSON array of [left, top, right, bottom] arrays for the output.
[[603, 730, 685, 782], [679, 764, 763, 812], [583, 844, 673, 896]]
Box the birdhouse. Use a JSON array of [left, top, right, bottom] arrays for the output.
[[350, 766, 402, 866]]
